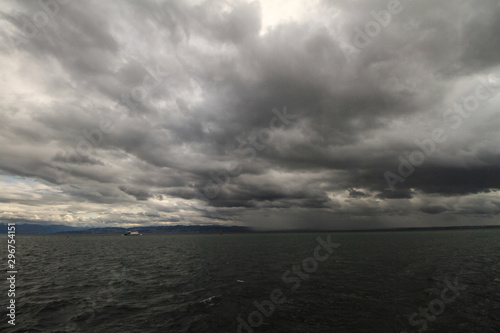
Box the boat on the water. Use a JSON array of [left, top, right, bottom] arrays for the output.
[[123, 230, 142, 236]]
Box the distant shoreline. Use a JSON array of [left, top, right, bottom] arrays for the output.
[[1, 223, 500, 235]]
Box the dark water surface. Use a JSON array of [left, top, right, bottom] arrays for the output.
[[1, 230, 499, 332]]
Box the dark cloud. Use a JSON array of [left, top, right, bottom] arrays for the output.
[[420, 205, 448, 215], [348, 188, 370, 198], [375, 189, 414, 200], [119, 186, 152, 201], [0, 0, 499, 229]]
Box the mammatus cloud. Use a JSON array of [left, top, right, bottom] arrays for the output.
[[0, 0, 499, 229]]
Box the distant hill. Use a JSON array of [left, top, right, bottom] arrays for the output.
[[0, 223, 252, 234], [59, 225, 252, 234], [0, 223, 85, 234], [2, 223, 499, 235]]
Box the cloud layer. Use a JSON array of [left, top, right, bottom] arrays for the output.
[[1, 0, 499, 229]]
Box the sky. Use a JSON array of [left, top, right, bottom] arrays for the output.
[[0, 0, 499, 230]]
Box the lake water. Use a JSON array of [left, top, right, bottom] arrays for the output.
[[1, 230, 499, 332]]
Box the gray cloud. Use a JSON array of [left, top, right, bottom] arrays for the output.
[[420, 205, 448, 215], [1, 0, 499, 229]]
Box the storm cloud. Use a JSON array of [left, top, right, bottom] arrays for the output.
[[1, 0, 499, 229]]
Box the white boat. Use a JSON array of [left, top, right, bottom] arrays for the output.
[[123, 230, 142, 236]]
